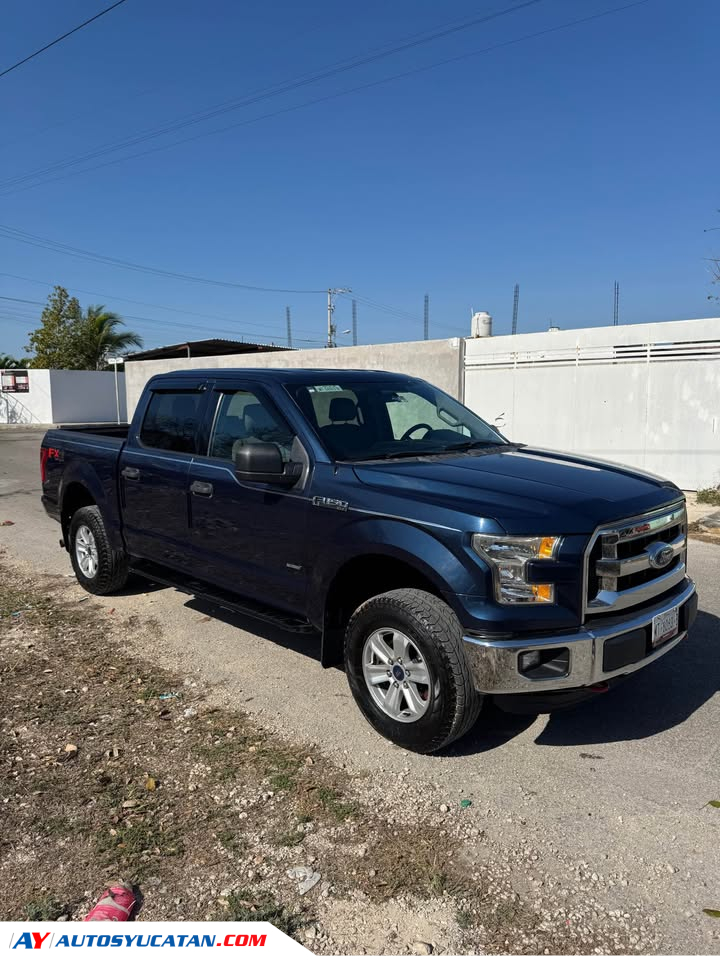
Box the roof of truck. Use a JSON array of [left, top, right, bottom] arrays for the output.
[[148, 368, 411, 382]]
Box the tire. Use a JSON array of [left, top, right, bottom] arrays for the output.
[[69, 505, 129, 595], [344, 588, 481, 753]]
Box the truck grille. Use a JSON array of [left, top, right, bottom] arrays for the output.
[[585, 502, 687, 615]]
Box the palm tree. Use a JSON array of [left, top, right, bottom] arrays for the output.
[[76, 306, 143, 370], [0, 353, 26, 369]]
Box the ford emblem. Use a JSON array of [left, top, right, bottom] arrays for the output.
[[647, 542, 675, 570]]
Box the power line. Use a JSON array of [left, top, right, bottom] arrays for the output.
[[0, 252, 449, 346], [0, 0, 654, 197], [345, 292, 466, 335], [0, 301, 324, 346], [0, 0, 544, 192], [0, 271, 323, 337], [0, 0, 131, 81], [0, 272, 465, 348], [0, 224, 325, 294], [0, 278, 326, 343], [0, 294, 44, 306]]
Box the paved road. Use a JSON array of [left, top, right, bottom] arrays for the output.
[[2, 429, 719, 950]]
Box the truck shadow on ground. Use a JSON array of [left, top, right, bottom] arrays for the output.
[[117, 581, 719, 756], [182, 596, 325, 662], [450, 609, 720, 755]]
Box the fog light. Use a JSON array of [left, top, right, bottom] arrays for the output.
[[519, 650, 542, 672], [518, 647, 570, 679]]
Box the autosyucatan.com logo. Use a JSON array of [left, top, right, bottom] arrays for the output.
[[9, 932, 267, 949]]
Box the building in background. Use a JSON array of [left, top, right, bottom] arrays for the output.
[[126, 338, 292, 362], [0, 368, 127, 425]]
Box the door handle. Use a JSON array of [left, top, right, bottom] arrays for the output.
[[121, 466, 140, 481], [190, 480, 213, 497]]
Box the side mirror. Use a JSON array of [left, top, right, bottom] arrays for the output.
[[233, 442, 300, 486]]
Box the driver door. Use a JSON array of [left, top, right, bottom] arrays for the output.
[[186, 382, 310, 613]]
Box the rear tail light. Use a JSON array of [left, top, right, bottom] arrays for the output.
[[40, 447, 49, 484]]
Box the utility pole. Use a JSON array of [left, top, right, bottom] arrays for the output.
[[511, 283, 520, 335], [326, 287, 351, 348], [423, 294, 429, 340], [613, 281, 620, 326], [352, 299, 358, 346], [285, 306, 293, 348]]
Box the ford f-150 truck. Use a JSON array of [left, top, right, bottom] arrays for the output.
[[41, 368, 697, 753]]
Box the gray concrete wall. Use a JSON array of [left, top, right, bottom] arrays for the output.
[[50, 369, 127, 423], [124, 338, 464, 416]]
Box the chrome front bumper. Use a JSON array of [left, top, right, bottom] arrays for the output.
[[463, 578, 697, 695]]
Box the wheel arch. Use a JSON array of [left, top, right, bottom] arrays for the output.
[[320, 549, 455, 666], [58, 459, 123, 552], [60, 481, 97, 547]]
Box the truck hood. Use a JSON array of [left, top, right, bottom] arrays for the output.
[[351, 446, 682, 534]]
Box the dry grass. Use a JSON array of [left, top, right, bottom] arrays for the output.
[[0, 554, 641, 953], [696, 487, 720, 507]]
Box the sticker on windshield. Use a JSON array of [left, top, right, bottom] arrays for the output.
[[307, 385, 343, 392]]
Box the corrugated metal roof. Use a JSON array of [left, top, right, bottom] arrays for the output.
[[126, 338, 292, 361]]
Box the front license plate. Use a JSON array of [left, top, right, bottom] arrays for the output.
[[652, 605, 680, 647]]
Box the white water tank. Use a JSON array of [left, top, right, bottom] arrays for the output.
[[470, 311, 492, 338]]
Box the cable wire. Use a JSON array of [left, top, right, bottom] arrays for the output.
[[0, 0, 131, 81], [0, 225, 325, 294], [0, 0, 544, 191], [0, 0, 654, 197], [0, 271, 325, 337]]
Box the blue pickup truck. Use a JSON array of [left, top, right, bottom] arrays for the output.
[[41, 368, 697, 752]]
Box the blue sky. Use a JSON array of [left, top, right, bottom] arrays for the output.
[[0, 0, 716, 358]]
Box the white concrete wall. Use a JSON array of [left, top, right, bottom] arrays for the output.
[[0, 369, 52, 424], [49, 369, 127, 424], [0, 369, 126, 425], [124, 339, 464, 415], [464, 318, 720, 490]]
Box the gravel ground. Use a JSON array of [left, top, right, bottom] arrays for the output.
[[0, 557, 659, 955], [1, 429, 719, 953]]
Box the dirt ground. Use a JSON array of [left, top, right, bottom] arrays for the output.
[[0, 552, 666, 955]]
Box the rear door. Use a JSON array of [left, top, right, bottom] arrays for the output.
[[186, 381, 310, 612], [120, 378, 209, 569]]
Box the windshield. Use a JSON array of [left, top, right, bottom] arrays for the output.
[[285, 378, 508, 461]]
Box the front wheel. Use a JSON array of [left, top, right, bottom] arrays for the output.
[[69, 505, 129, 595], [344, 588, 481, 753]]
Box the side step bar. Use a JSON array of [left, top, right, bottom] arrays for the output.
[[128, 559, 315, 635]]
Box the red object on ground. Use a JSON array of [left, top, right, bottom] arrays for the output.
[[84, 885, 136, 922]]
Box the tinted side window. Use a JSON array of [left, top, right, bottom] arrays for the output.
[[140, 390, 203, 453], [209, 390, 295, 461]]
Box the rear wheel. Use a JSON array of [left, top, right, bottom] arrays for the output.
[[69, 505, 129, 595], [344, 588, 481, 753]]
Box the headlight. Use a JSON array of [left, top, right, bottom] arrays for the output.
[[472, 534, 561, 604]]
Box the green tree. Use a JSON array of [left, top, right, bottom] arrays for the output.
[[0, 354, 26, 368], [25, 288, 143, 369], [74, 305, 143, 370], [26, 286, 82, 368]]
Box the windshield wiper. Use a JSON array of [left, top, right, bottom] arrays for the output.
[[344, 440, 510, 462], [441, 439, 505, 452], [349, 450, 438, 461]]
